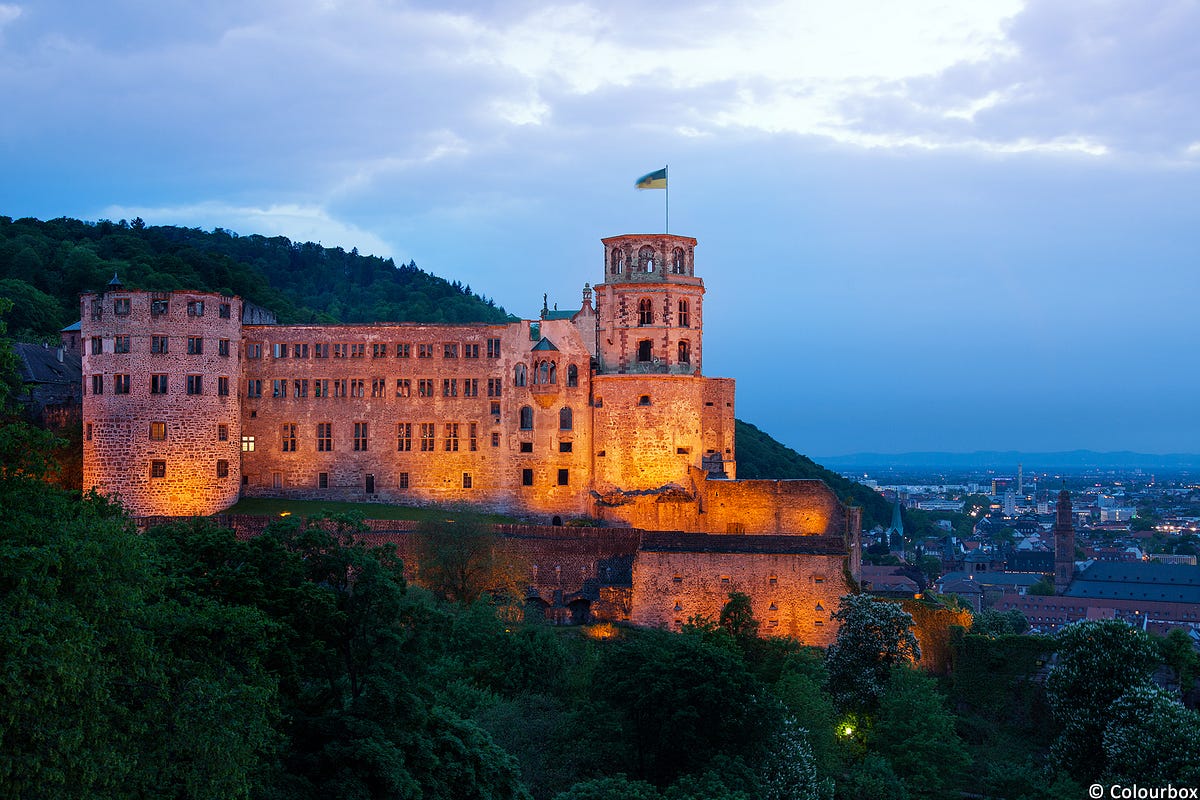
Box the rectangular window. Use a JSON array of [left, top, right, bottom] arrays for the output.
[[520, 441, 533, 453], [247, 379, 262, 398], [219, 302, 231, 319], [372, 343, 387, 358], [218, 376, 230, 396], [487, 378, 502, 397], [463, 343, 479, 359], [559, 441, 573, 453], [418, 379, 433, 398], [186, 300, 204, 317], [397, 422, 412, 451], [186, 375, 202, 395], [149, 421, 166, 441], [272, 379, 287, 398], [398, 472, 409, 489], [353, 422, 368, 451], [442, 378, 457, 397], [218, 424, 228, 442], [318, 472, 328, 489], [273, 472, 283, 489], [420, 423, 435, 452], [150, 374, 168, 394], [490, 401, 501, 416], [217, 459, 229, 478], [351, 379, 365, 397], [151, 298, 169, 315], [333, 343, 348, 358], [333, 379, 347, 398], [396, 343, 410, 358], [443, 343, 458, 359], [293, 343, 308, 358], [114, 297, 131, 316], [487, 337, 501, 359], [91, 374, 103, 395], [350, 344, 365, 358], [469, 422, 478, 451], [418, 343, 433, 359], [463, 379, 478, 397], [293, 379, 308, 398], [246, 343, 262, 359], [491, 432, 500, 448], [218, 338, 230, 356], [317, 422, 332, 451], [273, 343, 288, 359], [314, 342, 329, 358], [371, 378, 385, 397], [86, 423, 92, 441], [114, 335, 130, 354], [150, 459, 166, 478], [152, 335, 170, 354], [462, 472, 473, 489], [444, 423, 459, 451], [281, 423, 297, 452], [91, 337, 103, 355], [114, 374, 130, 394], [558, 468, 569, 486], [522, 468, 533, 486], [187, 337, 203, 355], [395, 379, 411, 397], [314, 379, 329, 398]]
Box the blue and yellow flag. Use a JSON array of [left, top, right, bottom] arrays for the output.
[[635, 167, 667, 190]]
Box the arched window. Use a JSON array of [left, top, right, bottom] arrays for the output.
[[678, 340, 690, 364], [672, 248, 685, 273], [611, 250, 622, 274], [536, 360, 552, 385], [678, 299, 689, 328], [566, 364, 578, 387], [560, 407, 573, 430], [519, 405, 533, 430], [637, 340, 652, 362], [638, 245, 655, 272], [514, 363, 527, 387], [638, 298, 653, 326], [548, 361, 557, 384]]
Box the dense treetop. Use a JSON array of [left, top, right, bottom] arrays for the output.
[[0, 215, 512, 337]]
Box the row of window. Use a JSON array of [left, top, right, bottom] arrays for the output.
[[267, 466, 571, 493], [93, 298, 231, 319], [246, 367, 581, 398], [89, 335, 231, 356], [635, 340, 691, 363], [87, 374, 231, 396], [146, 458, 232, 478], [253, 338, 505, 361], [609, 246, 691, 275], [636, 298, 692, 328]]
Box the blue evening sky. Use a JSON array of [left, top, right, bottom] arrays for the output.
[[1, 0, 1196, 456]]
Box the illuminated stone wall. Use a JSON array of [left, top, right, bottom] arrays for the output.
[[238, 318, 595, 518], [629, 533, 852, 647], [81, 289, 243, 516]]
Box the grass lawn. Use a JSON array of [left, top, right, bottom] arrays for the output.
[[221, 497, 518, 523]]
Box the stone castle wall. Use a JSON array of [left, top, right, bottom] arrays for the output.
[[82, 289, 243, 516]]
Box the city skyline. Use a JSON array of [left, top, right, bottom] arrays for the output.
[[1, 0, 1197, 456]]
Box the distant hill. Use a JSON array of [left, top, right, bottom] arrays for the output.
[[0, 215, 511, 338], [734, 419, 891, 529], [815, 450, 1200, 471]]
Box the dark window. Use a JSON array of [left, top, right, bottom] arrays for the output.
[[558, 469, 569, 486], [219, 302, 231, 319], [514, 363, 527, 387], [294, 379, 308, 398], [442, 378, 457, 397], [491, 432, 500, 447], [218, 376, 230, 396], [247, 379, 262, 398], [317, 422, 332, 451], [444, 423, 459, 452], [350, 344, 365, 358], [114, 297, 131, 316], [371, 378, 385, 397], [678, 299, 690, 328], [490, 401, 501, 416], [559, 407, 573, 430], [464, 343, 479, 359], [273, 343, 287, 359], [443, 343, 458, 359], [567, 364, 578, 387], [114, 374, 130, 394], [678, 340, 690, 364], [639, 395, 651, 406], [353, 422, 368, 451], [150, 374, 168, 394], [397, 422, 412, 451], [487, 378, 502, 397], [218, 338, 230, 356], [522, 468, 534, 486], [519, 406, 533, 430], [151, 335, 168, 354], [246, 343, 261, 359], [91, 374, 103, 395], [272, 379, 287, 398], [218, 424, 228, 442], [114, 335, 130, 354], [91, 337, 103, 355], [372, 343, 387, 358], [462, 472, 472, 489], [418, 344, 433, 359], [86, 423, 92, 440], [186, 300, 204, 316], [519, 441, 533, 453], [559, 441, 572, 453], [186, 375, 202, 395], [637, 340, 652, 362], [395, 343, 410, 358], [151, 298, 169, 315], [217, 459, 229, 478], [396, 379, 411, 397], [150, 460, 166, 478], [486, 338, 501, 358], [397, 472, 409, 489], [420, 423, 435, 451], [469, 423, 478, 451], [418, 379, 433, 398], [281, 423, 297, 452], [187, 337, 203, 355], [638, 298, 653, 325], [351, 379, 365, 397], [313, 343, 328, 358], [463, 379, 478, 397]]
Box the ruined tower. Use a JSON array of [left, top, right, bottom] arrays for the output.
[[1053, 488, 1075, 593], [81, 285, 243, 516]]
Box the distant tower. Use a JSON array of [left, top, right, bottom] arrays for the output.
[[886, 494, 905, 557], [1018, 463, 1023, 496], [1053, 488, 1076, 593]]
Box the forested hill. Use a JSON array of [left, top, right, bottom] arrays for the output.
[[0, 215, 512, 337], [735, 419, 891, 529]]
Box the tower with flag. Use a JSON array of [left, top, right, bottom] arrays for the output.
[[635, 166, 669, 232]]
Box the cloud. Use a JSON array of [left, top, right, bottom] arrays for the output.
[[99, 201, 400, 261], [0, 4, 20, 28]]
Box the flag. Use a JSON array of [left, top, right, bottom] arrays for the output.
[[635, 167, 667, 190]]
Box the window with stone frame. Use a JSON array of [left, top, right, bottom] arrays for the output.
[[333, 379, 347, 397], [559, 406, 573, 431], [443, 343, 458, 359], [678, 340, 691, 364], [486, 338, 501, 358], [219, 376, 230, 396], [246, 343, 262, 359], [150, 460, 166, 478], [242, 435, 255, 452], [281, 423, 297, 452], [317, 422, 332, 451], [151, 335, 168, 354], [188, 337, 203, 355], [333, 343, 348, 358], [293, 379, 307, 398], [351, 379, 365, 397], [396, 378, 411, 397], [397, 422, 412, 451], [395, 343, 411, 358], [491, 432, 500, 447], [397, 472, 409, 489], [219, 302, 231, 319], [372, 343, 387, 358], [114, 297, 132, 316], [149, 422, 166, 441], [522, 468, 533, 486], [519, 405, 534, 430], [114, 374, 131, 394], [91, 375, 103, 395], [218, 424, 228, 442], [418, 343, 434, 359], [293, 343, 308, 358], [272, 379, 287, 398], [463, 378, 478, 397], [462, 473, 473, 489], [186, 375, 202, 395], [247, 379, 262, 398], [353, 422, 368, 451], [371, 377, 385, 397], [678, 299, 690, 328], [420, 423, 435, 451], [272, 343, 288, 359], [186, 300, 204, 317], [219, 339, 230, 356], [150, 374, 168, 395], [418, 379, 433, 398], [487, 378, 502, 397], [114, 335, 130, 354], [91, 337, 103, 355], [567, 364, 578, 387], [318, 472, 329, 488], [558, 468, 569, 486], [314, 379, 329, 398], [314, 342, 329, 358], [217, 459, 229, 478], [638, 298, 653, 325], [637, 340, 652, 362], [444, 423, 459, 451], [514, 363, 527, 387], [468, 423, 478, 451], [442, 378, 457, 397], [350, 344, 365, 358]]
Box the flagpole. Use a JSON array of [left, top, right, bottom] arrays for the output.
[[665, 164, 669, 233]]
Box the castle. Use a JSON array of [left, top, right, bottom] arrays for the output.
[[79, 232, 862, 642]]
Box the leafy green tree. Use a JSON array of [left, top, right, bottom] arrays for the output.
[[870, 667, 970, 799], [836, 754, 908, 800], [1158, 628, 1200, 691], [970, 608, 1029, 637], [1028, 577, 1056, 596], [553, 775, 662, 800], [1102, 683, 1200, 785], [415, 514, 527, 605], [824, 595, 920, 712], [1046, 620, 1161, 782], [760, 716, 824, 800]]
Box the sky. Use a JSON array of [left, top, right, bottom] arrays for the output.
[[1, 0, 1197, 457]]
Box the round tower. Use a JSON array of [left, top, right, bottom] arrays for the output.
[[594, 234, 703, 374], [81, 285, 243, 516]]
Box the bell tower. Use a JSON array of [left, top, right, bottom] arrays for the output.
[[1053, 488, 1076, 593], [594, 234, 703, 375]]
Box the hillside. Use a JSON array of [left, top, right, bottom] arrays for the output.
[[0, 215, 511, 338], [735, 419, 891, 529]]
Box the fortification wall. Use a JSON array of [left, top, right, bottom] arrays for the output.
[[81, 289, 243, 516], [239, 318, 594, 519], [630, 545, 850, 646]]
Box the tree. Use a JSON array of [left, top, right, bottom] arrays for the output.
[[1028, 577, 1056, 596], [760, 716, 825, 800], [415, 514, 527, 605], [824, 595, 920, 712], [1102, 683, 1200, 785], [1046, 620, 1161, 782], [871, 667, 971, 799]]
